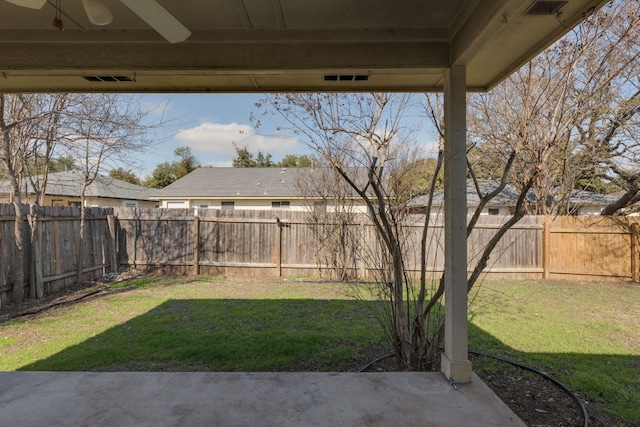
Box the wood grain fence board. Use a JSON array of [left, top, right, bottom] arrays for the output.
[[4, 206, 640, 306], [549, 216, 633, 280]]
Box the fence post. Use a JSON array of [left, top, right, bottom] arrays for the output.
[[54, 219, 62, 277], [74, 209, 84, 285], [193, 215, 200, 276], [106, 215, 118, 273], [632, 223, 639, 282], [358, 221, 366, 279], [28, 206, 44, 299], [542, 216, 550, 280], [276, 217, 283, 277]]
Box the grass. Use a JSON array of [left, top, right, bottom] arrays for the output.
[[0, 277, 386, 373], [0, 276, 638, 425], [468, 279, 640, 426]]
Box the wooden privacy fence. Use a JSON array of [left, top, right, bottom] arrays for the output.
[[0, 204, 117, 306], [1, 204, 639, 306], [112, 208, 640, 282], [544, 216, 640, 281]]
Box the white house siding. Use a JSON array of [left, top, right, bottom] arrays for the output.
[[228, 200, 307, 211], [159, 198, 369, 213], [85, 197, 156, 208], [326, 204, 369, 214], [162, 199, 304, 211], [164, 200, 189, 209], [577, 205, 604, 215]]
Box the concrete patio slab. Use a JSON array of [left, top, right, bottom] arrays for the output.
[[0, 371, 525, 426]]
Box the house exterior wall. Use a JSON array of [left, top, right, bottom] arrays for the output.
[[576, 205, 604, 216], [160, 199, 307, 211], [478, 206, 512, 216], [413, 205, 511, 216], [0, 195, 72, 206], [0, 194, 155, 208], [159, 198, 369, 213], [83, 197, 157, 208]]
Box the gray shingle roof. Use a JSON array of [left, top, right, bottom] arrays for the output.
[[151, 167, 359, 199], [568, 190, 619, 205], [0, 171, 152, 201], [407, 182, 527, 208], [407, 183, 619, 209]]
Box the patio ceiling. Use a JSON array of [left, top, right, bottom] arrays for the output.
[[0, 0, 609, 93]]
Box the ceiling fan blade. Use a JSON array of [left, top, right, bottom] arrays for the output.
[[4, 0, 47, 9], [120, 0, 191, 44]]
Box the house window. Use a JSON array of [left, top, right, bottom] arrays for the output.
[[221, 201, 235, 210], [272, 201, 290, 209], [488, 208, 500, 216], [198, 204, 210, 209], [124, 201, 138, 208]]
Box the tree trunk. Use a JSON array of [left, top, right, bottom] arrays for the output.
[[601, 189, 640, 216], [1, 95, 28, 303], [11, 202, 26, 304], [28, 205, 44, 299], [76, 205, 86, 285]]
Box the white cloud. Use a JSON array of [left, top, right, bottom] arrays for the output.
[[175, 122, 299, 157], [205, 160, 234, 167], [420, 139, 440, 156]]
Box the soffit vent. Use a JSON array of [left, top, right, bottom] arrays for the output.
[[83, 75, 134, 82], [324, 74, 370, 82], [523, 1, 568, 15]]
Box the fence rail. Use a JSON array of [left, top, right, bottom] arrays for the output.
[[0, 204, 116, 307], [1, 204, 638, 307]]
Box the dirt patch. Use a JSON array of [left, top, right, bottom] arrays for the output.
[[0, 281, 102, 323], [359, 350, 630, 427], [0, 269, 148, 323], [470, 353, 584, 427]]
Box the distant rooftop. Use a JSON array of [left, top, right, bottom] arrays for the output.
[[150, 167, 363, 199], [0, 170, 152, 201]]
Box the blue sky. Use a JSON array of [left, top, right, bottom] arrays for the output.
[[132, 93, 439, 179], [134, 93, 308, 177]]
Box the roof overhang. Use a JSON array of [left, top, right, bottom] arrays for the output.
[[0, 0, 610, 93]]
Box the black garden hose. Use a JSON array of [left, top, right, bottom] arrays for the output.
[[469, 350, 589, 427], [358, 352, 395, 373]]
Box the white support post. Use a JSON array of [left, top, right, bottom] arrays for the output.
[[441, 66, 472, 383]]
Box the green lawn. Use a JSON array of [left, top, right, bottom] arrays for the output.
[[468, 279, 640, 426], [0, 277, 386, 373], [1, 276, 638, 425]]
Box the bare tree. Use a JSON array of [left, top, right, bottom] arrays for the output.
[[259, 92, 532, 371], [60, 94, 158, 283], [1, 94, 29, 303], [467, 0, 640, 216], [1, 93, 162, 301], [1, 93, 74, 300], [295, 165, 362, 280]]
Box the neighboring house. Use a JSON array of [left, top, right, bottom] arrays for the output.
[[151, 167, 368, 212], [564, 190, 619, 216], [601, 190, 640, 216], [0, 170, 156, 208], [407, 182, 619, 216], [406, 182, 524, 216]]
